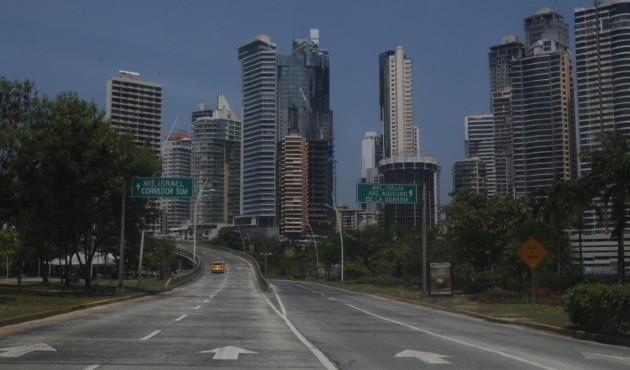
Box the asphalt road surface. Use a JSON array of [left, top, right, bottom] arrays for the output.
[[269, 280, 630, 369], [2, 244, 630, 369], [0, 245, 329, 369]]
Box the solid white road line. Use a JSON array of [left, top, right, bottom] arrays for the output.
[[264, 284, 337, 370], [347, 304, 556, 370]]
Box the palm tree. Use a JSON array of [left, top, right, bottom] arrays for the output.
[[585, 131, 630, 284], [548, 178, 597, 280]]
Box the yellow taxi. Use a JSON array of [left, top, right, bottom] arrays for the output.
[[211, 261, 225, 273]]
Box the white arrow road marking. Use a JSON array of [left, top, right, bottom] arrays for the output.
[[140, 330, 161, 341], [198, 346, 257, 360], [347, 304, 556, 370], [395, 349, 451, 364], [582, 351, 630, 365], [0, 343, 56, 358]]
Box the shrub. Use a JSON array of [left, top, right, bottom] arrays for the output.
[[470, 270, 503, 293], [563, 283, 630, 334]]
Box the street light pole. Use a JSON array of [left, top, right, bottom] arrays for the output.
[[236, 225, 246, 253], [193, 179, 209, 267], [307, 220, 318, 271], [323, 200, 343, 282]]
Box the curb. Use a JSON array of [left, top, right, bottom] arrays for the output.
[[0, 294, 145, 328], [377, 293, 630, 347]]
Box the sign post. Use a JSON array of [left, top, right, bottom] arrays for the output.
[[517, 236, 548, 308], [118, 177, 193, 292], [357, 183, 427, 295]]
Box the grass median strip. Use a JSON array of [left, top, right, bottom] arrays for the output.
[[0, 278, 167, 324]]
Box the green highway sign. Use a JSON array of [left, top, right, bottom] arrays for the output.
[[356, 183, 417, 204], [131, 177, 193, 198]]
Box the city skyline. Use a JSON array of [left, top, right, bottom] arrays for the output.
[[2, 0, 587, 206]]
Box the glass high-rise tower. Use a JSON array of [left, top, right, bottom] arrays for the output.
[[485, 9, 576, 198], [191, 95, 241, 229], [161, 131, 192, 233], [573, 0, 630, 276], [236, 35, 278, 231], [277, 29, 334, 230], [465, 114, 496, 195], [512, 9, 576, 198]]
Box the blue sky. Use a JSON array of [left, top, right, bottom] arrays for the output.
[[2, 0, 585, 206]]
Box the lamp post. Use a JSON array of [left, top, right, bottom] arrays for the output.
[[236, 225, 246, 253], [193, 179, 215, 267], [323, 201, 343, 282], [306, 220, 319, 273], [260, 242, 272, 276]]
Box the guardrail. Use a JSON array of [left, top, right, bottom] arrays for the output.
[[165, 248, 202, 289], [174, 241, 269, 292]]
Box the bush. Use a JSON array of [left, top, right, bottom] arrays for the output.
[[470, 270, 503, 293], [563, 283, 630, 334]]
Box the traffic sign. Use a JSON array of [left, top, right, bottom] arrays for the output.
[[517, 235, 548, 270], [131, 177, 193, 198], [356, 183, 417, 204]]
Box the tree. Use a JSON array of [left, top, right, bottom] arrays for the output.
[[11, 92, 160, 289], [0, 78, 37, 224], [585, 131, 630, 284], [437, 190, 530, 273], [541, 178, 597, 279]]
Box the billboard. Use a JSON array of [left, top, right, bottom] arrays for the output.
[[428, 261, 453, 297]]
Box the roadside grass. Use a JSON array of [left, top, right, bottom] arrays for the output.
[[0, 278, 168, 322], [323, 281, 573, 328]]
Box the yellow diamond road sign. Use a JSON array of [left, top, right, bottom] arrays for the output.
[[517, 236, 548, 270]]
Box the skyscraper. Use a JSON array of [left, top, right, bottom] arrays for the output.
[[465, 114, 495, 195], [524, 8, 570, 55], [485, 9, 576, 198], [106, 70, 163, 154], [511, 9, 576, 198], [160, 130, 192, 234], [377, 45, 440, 228], [279, 130, 309, 238], [489, 35, 524, 98], [191, 95, 241, 229], [379, 157, 441, 227], [453, 158, 486, 194], [379, 46, 416, 158], [488, 36, 524, 196], [361, 131, 382, 184], [573, 0, 630, 275], [277, 29, 334, 229], [236, 35, 278, 232]]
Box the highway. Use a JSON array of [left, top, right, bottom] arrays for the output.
[[0, 245, 328, 369], [269, 280, 630, 369], [1, 244, 630, 369]]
